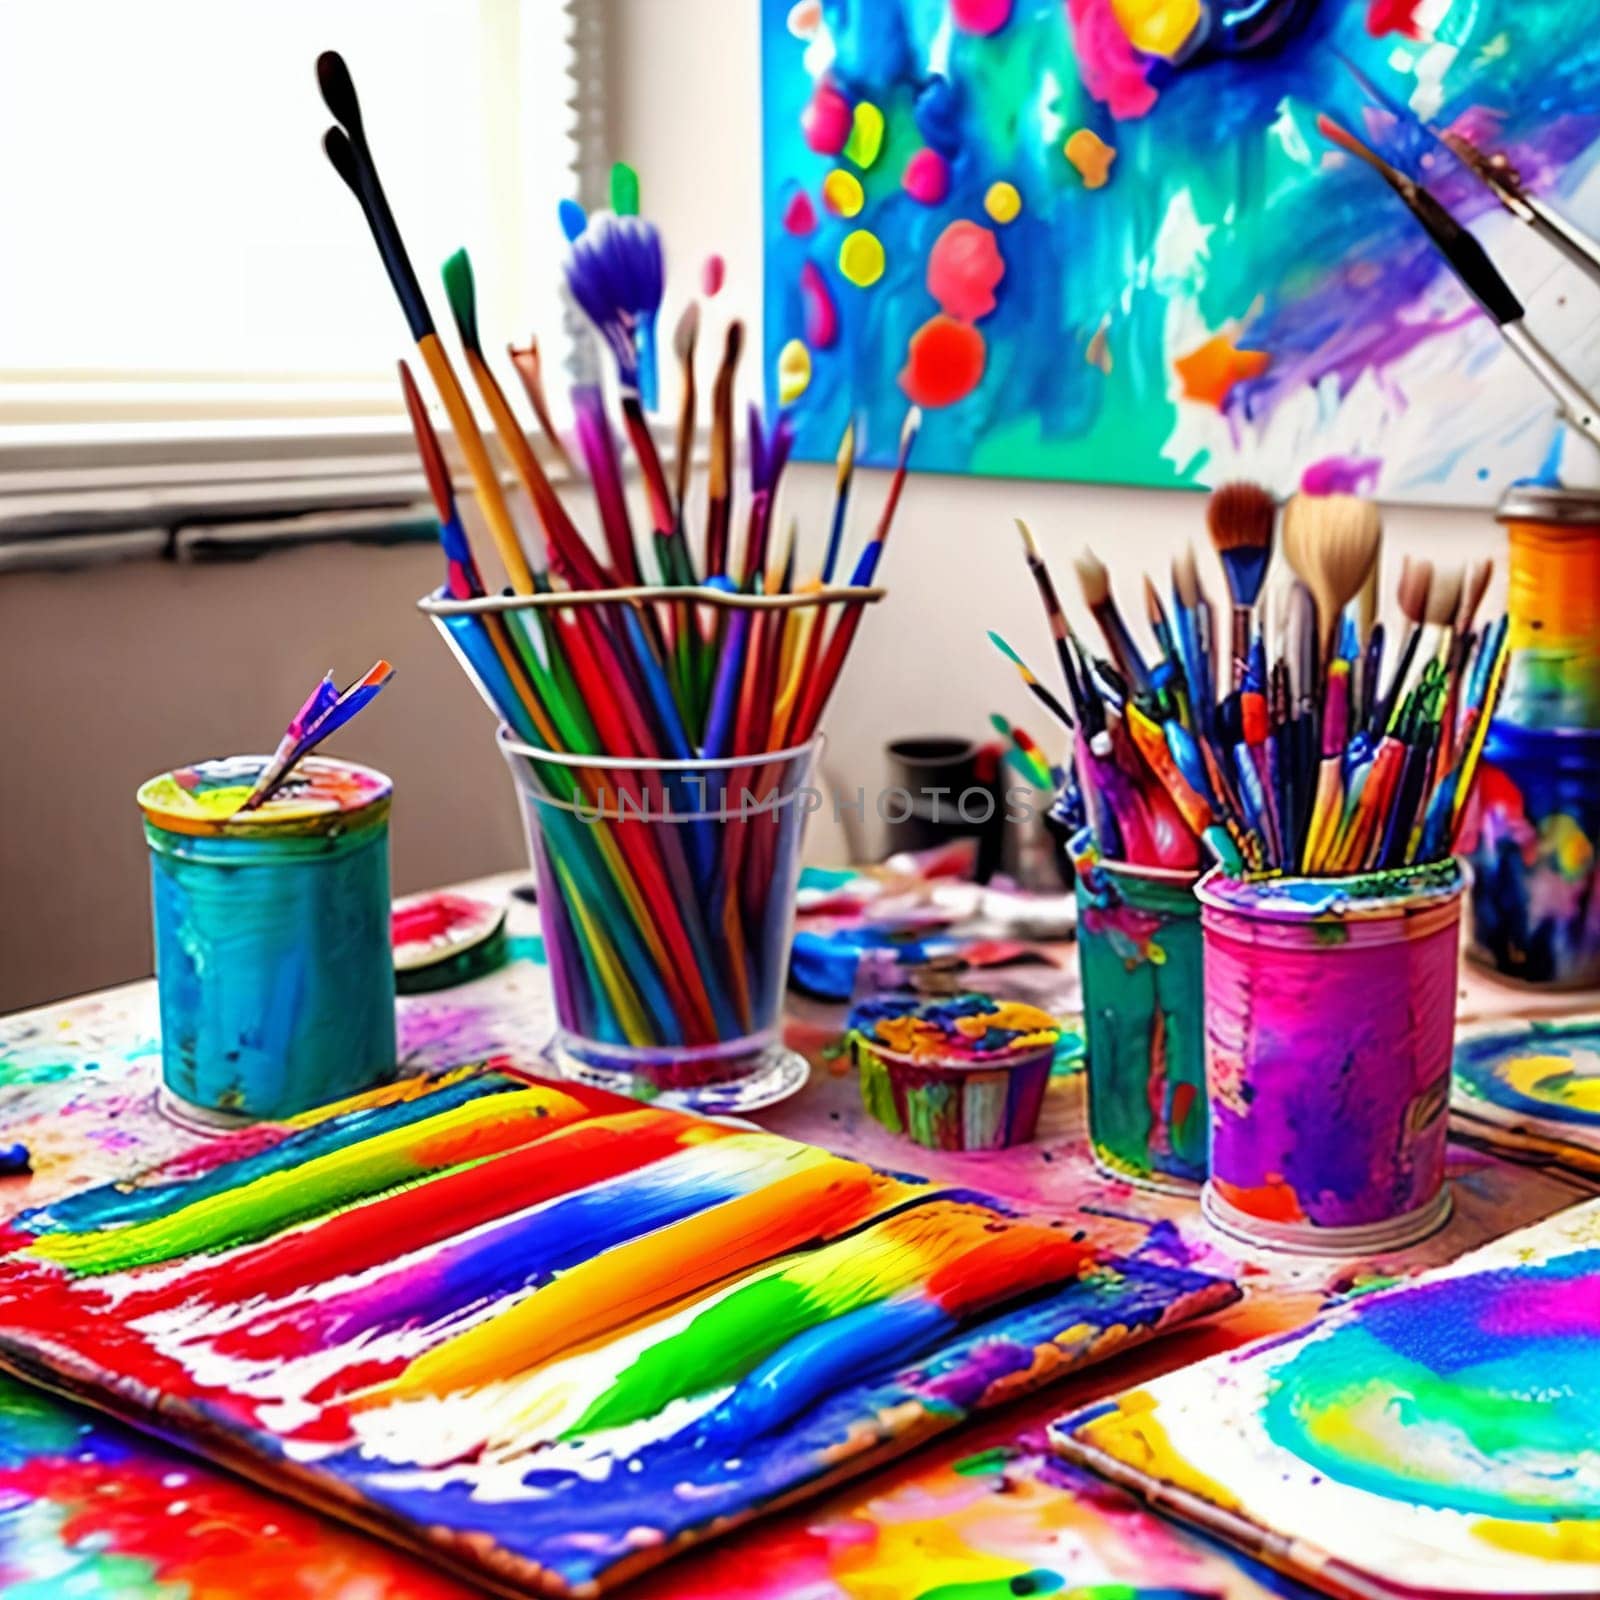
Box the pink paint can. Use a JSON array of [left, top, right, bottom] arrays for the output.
[[1196, 862, 1463, 1255]]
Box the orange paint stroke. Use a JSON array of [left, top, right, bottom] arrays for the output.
[[900, 315, 987, 408], [1173, 333, 1270, 408]]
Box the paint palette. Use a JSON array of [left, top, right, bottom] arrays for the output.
[[0, 1065, 1237, 1597], [1051, 1199, 1600, 1598], [1452, 1017, 1600, 1181]]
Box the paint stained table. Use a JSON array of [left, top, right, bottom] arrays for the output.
[[0, 873, 1590, 1598]]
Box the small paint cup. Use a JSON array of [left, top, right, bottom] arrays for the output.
[[1074, 857, 1207, 1191], [1466, 722, 1600, 990], [848, 993, 1057, 1151], [1197, 862, 1462, 1254], [139, 757, 396, 1123]]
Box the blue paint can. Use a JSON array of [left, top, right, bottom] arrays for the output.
[[1465, 722, 1600, 989], [138, 756, 396, 1122]]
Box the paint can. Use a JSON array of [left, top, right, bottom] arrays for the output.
[[138, 757, 396, 1124], [1465, 722, 1600, 988], [1074, 855, 1207, 1191], [1197, 862, 1462, 1254], [1496, 485, 1600, 732], [847, 992, 1058, 1151]]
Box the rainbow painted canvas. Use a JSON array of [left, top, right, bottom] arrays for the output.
[[0, 1066, 1235, 1597], [1052, 1198, 1600, 1597]]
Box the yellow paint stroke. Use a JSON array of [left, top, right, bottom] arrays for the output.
[[1073, 1390, 1243, 1512], [822, 167, 865, 218], [984, 180, 1022, 223], [1111, 0, 1203, 58], [777, 338, 812, 404], [843, 101, 885, 169], [1174, 333, 1271, 408], [1475, 1519, 1600, 1563], [839, 228, 886, 287], [1064, 128, 1116, 189], [1504, 1053, 1600, 1114]]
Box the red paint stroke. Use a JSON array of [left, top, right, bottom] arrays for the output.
[[800, 260, 838, 348], [1065, 0, 1158, 121], [781, 187, 817, 236], [802, 80, 852, 155], [900, 315, 987, 408], [391, 892, 493, 948], [1173, 333, 1270, 408], [1366, 0, 1425, 38], [952, 0, 1013, 35], [927, 221, 1005, 321], [902, 146, 950, 204]]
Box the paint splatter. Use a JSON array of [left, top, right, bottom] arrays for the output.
[[839, 229, 886, 287], [778, 338, 813, 403], [800, 260, 838, 347], [902, 147, 950, 204], [984, 180, 1022, 223], [1367, 0, 1426, 39], [781, 187, 817, 235], [1111, 0, 1203, 58], [952, 0, 1013, 34], [1173, 333, 1270, 407], [802, 80, 853, 154], [1066, 0, 1158, 119], [1064, 128, 1117, 188], [822, 168, 865, 217], [702, 254, 726, 297], [927, 221, 1004, 320], [1300, 456, 1382, 495], [843, 101, 885, 169]]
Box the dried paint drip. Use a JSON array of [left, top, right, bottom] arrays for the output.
[[1466, 725, 1600, 987], [848, 993, 1061, 1151], [1075, 861, 1207, 1190], [0, 1068, 1236, 1597], [1055, 1203, 1600, 1598], [138, 758, 396, 1122], [1197, 863, 1462, 1250]]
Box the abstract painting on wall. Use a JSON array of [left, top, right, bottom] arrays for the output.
[[1052, 1198, 1600, 1598], [761, 0, 1600, 504], [0, 1065, 1236, 1597]]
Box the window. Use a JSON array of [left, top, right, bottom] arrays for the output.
[[0, 0, 598, 551]]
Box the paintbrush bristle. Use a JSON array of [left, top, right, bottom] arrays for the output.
[[1206, 481, 1277, 607], [1143, 573, 1166, 630], [1283, 493, 1383, 657], [673, 300, 699, 360], [1015, 516, 1043, 563], [1426, 564, 1464, 630], [1397, 555, 1433, 626], [441, 249, 480, 353], [1317, 112, 1408, 189], [1173, 544, 1200, 609], [1074, 547, 1110, 610]]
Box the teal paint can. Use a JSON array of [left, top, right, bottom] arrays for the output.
[[138, 756, 396, 1124], [1074, 854, 1207, 1191]]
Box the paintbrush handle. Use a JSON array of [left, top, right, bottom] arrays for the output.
[[1500, 322, 1600, 452], [1230, 605, 1252, 693]]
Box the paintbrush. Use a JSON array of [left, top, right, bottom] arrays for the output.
[[1172, 543, 1214, 742], [704, 321, 743, 579], [988, 631, 1074, 730], [991, 714, 1053, 789], [1281, 492, 1382, 665], [399, 360, 483, 601], [1206, 482, 1276, 691], [1371, 554, 1432, 734], [670, 302, 700, 522], [240, 661, 396, 812], [1015, 518, 1091, 725], [506, 337, 575, 476], [1318, 113, 1600, 454], [821, 420, 856, 585], [441, 249, 611, 591], [1075, 548, 1151, 695], [317, 53, 536, 593], [791, 408, 920, 739]]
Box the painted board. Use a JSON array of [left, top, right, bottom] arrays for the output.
[[0, 1065, 1237, 1598], [1052, 1198, 1600, 1598], [1452, 1016, 1600, 1182], [761, 0, 1600, 504]]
